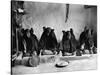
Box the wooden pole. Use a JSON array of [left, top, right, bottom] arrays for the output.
[[65, 4, 69, 23]]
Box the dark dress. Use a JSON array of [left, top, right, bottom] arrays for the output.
[[17, 30, 24, 52], [25, 37, 33, 53]]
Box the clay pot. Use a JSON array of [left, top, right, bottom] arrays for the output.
[[28, 55, 40, 67]]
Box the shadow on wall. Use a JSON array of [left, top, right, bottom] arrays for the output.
[[22, 2, 97, 42]]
